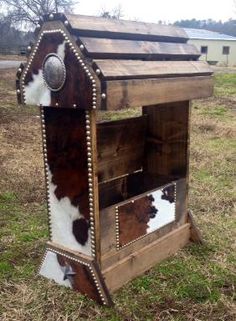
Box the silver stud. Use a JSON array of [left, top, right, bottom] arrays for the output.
[[101, 93, 106, 99], [73, 104, 77, 108], [80, 44, 84, 50], [27, 46, 31, 51], [96, 69, 101, 75], [18, 68, 22, 73], [36, 24, 41, 29], [92, 106, 96, 109], [49, 13, 54, 20], [55, 103, 59, 107], [64, 20, 69, 26], [17, 89, 21, 94]]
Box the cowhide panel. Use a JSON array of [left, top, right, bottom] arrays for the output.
[[44, 108, 92, 255], [22, 31, 93, 108], [39, 250, 105, 305], [117, 183, 176, 248]]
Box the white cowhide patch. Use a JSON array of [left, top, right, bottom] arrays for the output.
[[147, 189, 175, 233], [39, 251, 72, 288], [24, 41, 66, 106], [48, 170, 92, 256]]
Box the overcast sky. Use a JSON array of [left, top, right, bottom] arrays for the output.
[[74, 0, 236, 23]]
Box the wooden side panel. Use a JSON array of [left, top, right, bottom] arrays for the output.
[[97, 116, 147, 182], [67, 14, 188, 43], [100, 179, 187, 269], [94, 60, 211, 80], [143, 101, 190, 177], [79, 37, 199, 59], [102, 223, 191, 292], [104, 76, 213, 110]]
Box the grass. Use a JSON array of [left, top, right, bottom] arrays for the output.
[[0, 68, 235, 320]]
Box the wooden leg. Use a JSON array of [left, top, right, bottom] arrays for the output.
[[187, 210, 204, 244]]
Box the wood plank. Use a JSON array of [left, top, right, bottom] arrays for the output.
[[94, 60, 212, 80], [187, 211, 204, 244], [103, 76, 214, 110], [79, 37, 199, 60], [97, 116, 147, 182], [102, 223, 191, 292], [67, 14, 188, 43], [143, 102, 189, 177], [99, 172, 174, 210]]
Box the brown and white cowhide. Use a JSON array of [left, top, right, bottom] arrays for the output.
[[44, 108, 92, 256], [22, 31, 93, 109], [118, 183, 176, 247]]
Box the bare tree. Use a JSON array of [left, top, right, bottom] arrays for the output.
[[0, 0, 78, 27], [100, 4, 123, 20]]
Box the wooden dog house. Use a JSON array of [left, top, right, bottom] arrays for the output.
[[16, 13, 213, 306]]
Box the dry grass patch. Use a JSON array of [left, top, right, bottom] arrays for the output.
[[0, 69, 235, 321]]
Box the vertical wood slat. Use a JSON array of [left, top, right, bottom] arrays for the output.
[[90, 110, 101, 265], [142, 101, 190, 178]]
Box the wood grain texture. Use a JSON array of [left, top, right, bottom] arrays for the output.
[[67, 14, 188, 43], [97, 116, 147, 182], [79, 37, 199, 60], [104, 76, 213, 110], [99, 172, 177, 210], [187, 211, 204, 244], [143, 101, 189, 177], [94, 60, 212, 80], [102, 223, 191, 292]]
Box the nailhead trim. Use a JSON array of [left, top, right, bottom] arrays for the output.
[[85, 111, 97, 258], [115, 182, 177, 250], [40, 107, 53, 240]]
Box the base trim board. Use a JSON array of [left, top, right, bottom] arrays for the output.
[[102, 223, 191, 292]]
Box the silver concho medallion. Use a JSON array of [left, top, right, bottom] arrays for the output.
[[42, 54, 66, 91]]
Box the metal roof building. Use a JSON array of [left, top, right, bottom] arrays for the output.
[[184, 28, 236, 66]]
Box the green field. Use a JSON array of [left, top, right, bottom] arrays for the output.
[[0, 68, 235, 321]]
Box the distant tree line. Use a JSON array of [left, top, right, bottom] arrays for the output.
[[0, 15, 34, 55]]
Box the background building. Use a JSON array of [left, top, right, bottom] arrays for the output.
[[184, 28, 236, 66]]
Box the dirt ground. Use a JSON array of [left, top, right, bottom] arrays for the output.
[[0, 67, 235, 321]]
